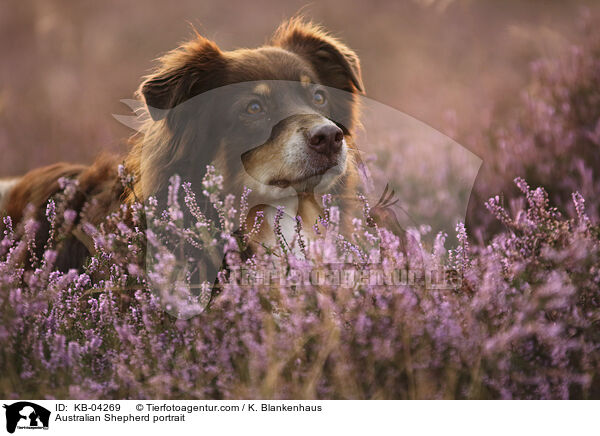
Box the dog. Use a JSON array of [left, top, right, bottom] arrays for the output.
[[0, 18, 365, 272]]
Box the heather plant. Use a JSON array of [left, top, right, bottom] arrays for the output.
[[0, 164, 598, 399], [469, 24, 600, 236]]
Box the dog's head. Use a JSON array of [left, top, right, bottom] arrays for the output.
[[134, 18, 364, 202]]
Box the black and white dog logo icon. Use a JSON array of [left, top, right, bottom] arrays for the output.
[[3, 402, 50, 434]]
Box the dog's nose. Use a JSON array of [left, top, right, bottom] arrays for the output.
[[308, 124, 344, 156]]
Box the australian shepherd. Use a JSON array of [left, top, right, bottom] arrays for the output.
[[0, 18, 365, 271]]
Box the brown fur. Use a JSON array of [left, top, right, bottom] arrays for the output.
[[1, 18, 364, 270]]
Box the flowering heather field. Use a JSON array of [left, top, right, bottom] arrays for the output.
[[1, 29, 600, 401]]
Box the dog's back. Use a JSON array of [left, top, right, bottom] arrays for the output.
[[0, 156, 124, 271], [0, 178, 20, 211]]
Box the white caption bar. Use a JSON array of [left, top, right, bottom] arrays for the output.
[[0, 400, 597, 435]]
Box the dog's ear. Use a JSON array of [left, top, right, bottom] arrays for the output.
[[139, 33, 225, 120], [272, 18, 364, 94]]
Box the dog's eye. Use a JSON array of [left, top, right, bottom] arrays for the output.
[[246, 100, 264, 115], [313, 90, 327, 106]]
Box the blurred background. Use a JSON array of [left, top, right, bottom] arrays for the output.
[[0, 0, 595, 173], [1, 0, 598, 236]]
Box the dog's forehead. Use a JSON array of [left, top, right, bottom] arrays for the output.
[[243, 80, 311, 98], [225, 47, 318, 84]]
